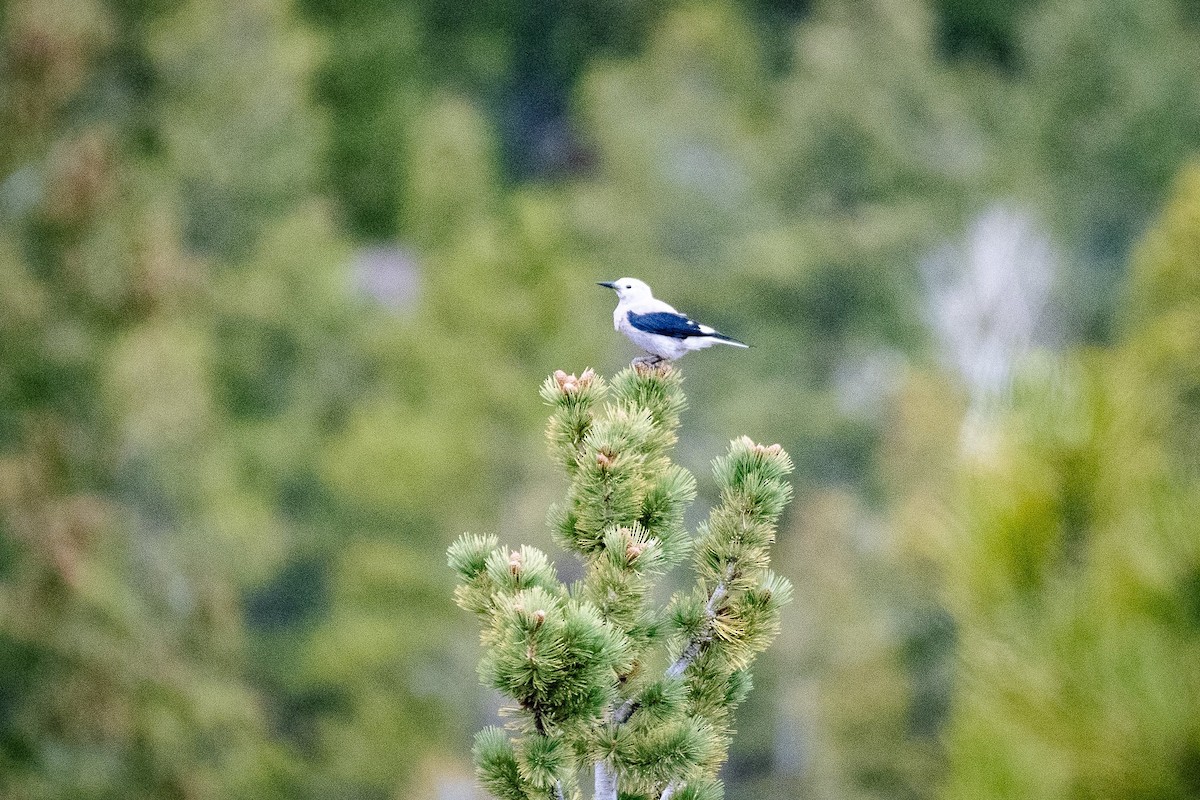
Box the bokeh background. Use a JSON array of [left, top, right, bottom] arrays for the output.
[[3, 0, 1200, 797]]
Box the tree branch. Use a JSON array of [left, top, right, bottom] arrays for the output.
[[595, 760, 617, 800], [596, 568, 733, 796], [614, 566, 733, 725], [666, 575, 729, 679], [608, 577, 729, 726]]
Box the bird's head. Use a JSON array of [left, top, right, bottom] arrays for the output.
[[597, 277, 653, 303]]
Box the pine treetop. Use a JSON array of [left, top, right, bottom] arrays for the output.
[[450, 364, 793, 800]]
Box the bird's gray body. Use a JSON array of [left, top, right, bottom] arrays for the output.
[[615, 309, 697, 361], [600, 278, 748, 362]]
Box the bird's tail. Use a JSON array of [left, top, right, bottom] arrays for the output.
[[711, 334, 749, 348]]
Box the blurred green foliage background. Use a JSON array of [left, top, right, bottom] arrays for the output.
[[1, 0, 1199, 797]]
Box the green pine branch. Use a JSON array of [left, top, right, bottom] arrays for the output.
[[450, 364, 793, 800]]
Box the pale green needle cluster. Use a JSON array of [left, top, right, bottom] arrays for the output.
[[449, 364, 794, 800]]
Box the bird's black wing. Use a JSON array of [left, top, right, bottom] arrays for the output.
[[627, 311, 710, 339]]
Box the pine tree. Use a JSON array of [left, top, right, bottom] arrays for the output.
[[449, 364, 794, 800], [916, 162, 1200, 800], [0, 0, 308, 795]]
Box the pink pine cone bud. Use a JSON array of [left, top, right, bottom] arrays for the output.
[[743, 437, 784, 456], [553, 370, 576, 392], [553, 369, 595, 394]]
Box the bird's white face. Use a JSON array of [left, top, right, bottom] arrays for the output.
[[605, 277, 653, 303]]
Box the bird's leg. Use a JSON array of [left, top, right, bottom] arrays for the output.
[[632, 354, 665, 366]]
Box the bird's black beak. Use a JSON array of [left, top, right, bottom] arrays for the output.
[[597, 281, 617, 289]]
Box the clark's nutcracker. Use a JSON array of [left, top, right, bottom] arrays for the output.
[[598, 277, 748, 364]]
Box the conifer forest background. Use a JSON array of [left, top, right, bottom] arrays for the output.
[[2, 0, 1200, 797]]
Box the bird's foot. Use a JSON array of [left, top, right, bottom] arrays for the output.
[[632, 355, 672, 376]]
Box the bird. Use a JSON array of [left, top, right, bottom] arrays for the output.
[[598, 278, 749, 364]]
